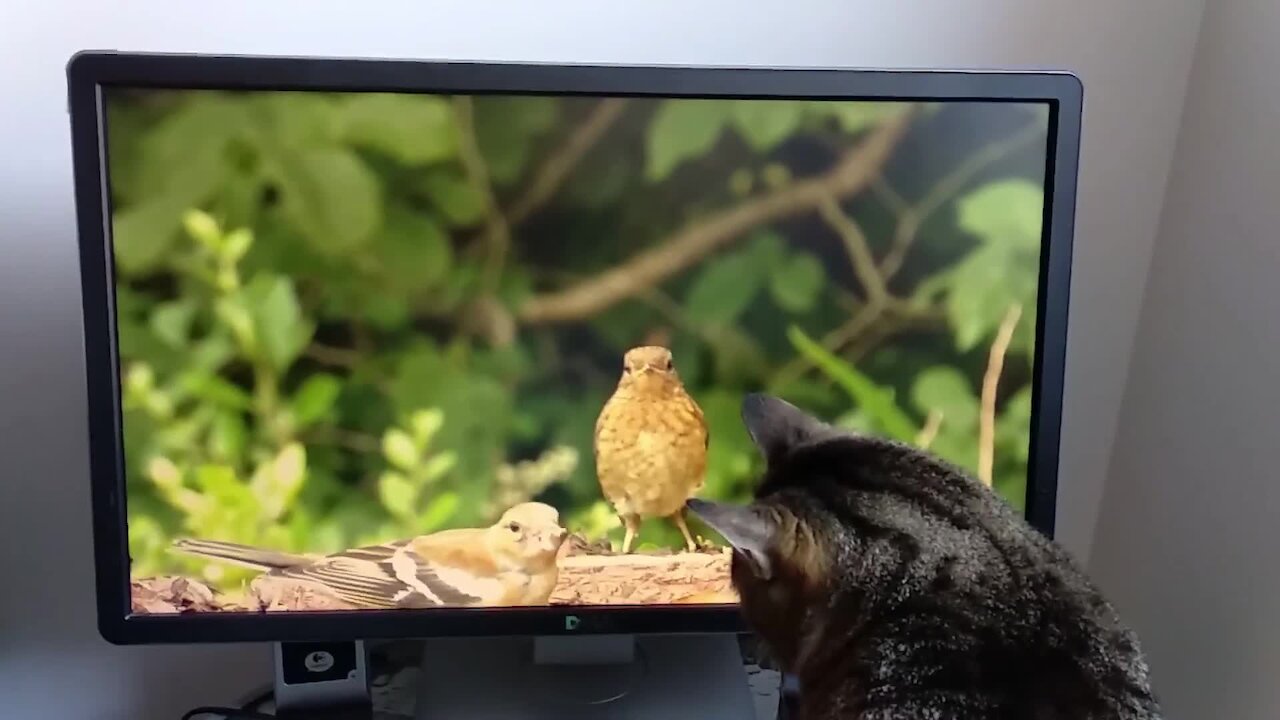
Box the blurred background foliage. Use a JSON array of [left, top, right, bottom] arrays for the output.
[[107, 89, 1048, 588]]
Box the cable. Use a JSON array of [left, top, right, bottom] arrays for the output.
[[180, 707, 276, 720], [238, 687, 275, 712]]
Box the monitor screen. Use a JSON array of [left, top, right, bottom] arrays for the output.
[[104, 88, 1051, 617]]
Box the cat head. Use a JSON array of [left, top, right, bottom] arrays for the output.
[[687, 394, 847, 667]]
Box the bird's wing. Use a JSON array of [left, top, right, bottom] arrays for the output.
[[411, 529, 499, 574], [171, 538, 314, 571], [270, 540, 484, 609]]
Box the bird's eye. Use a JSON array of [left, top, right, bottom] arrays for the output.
[[507, 522, 521, 533], [665, 359, 674, 371]]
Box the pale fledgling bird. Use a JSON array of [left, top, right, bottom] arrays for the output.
[[594, 346, 708, 554], [171, 502, 568, 609]]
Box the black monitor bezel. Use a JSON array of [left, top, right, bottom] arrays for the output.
[[67, 51, 1081, 645]]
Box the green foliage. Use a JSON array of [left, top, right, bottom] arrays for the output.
[[377, 409, 460, 533], [646, 100, 731, 181], [110, 92, 1047, 588], [924, 179, 1044, 352], [788, 327, 918, 442]]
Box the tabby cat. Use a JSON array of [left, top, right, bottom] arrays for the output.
[[688, 394, 1162, 720]]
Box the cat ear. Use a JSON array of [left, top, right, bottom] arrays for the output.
[[685, 498, 774, 580], [741, 393, 832, 463]]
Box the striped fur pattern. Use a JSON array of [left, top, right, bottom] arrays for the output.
[[689, 395, 1162, 720]]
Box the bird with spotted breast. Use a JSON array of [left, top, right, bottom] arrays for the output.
[[170, 502, 567, 609], [594, 345, 709, 554]]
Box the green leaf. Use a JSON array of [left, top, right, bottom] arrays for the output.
[[252, 92, 339, 147], [181, 209, 222, 251], [275, 148, 383, 254], [996, 386, 1035, 465], [134, 94, 243, 204], [421, 452, 457, 482], [474, 97, 559, 185], [149, 301, 197, 348], [339, 93, 457, 165], [193, 464, 250, 504], [911, 367, 979, 431], [250, 443, 307, 520], [112, 199, 184, 275], [684, 250, 765, 327], [358, 292, 412, 330], [191, 334, 236, 373], [389, 344, 512, 520], [731, 101, 803, 151], [208, 411, 248, 462], [409, 409, 445, 444], [419, 491, 460, 532], [247, 277, 312, 371], [787, 326, 917, 442], [382, 429, 419, 471], [646, 100, 730, 181], [943, 246, 1011, 350], [376, 206, 453, 291], [290, 374, 342, 427], [931, 179, 1045, 351], [769, 252, 826, 312], [177, 371, 253, 410], [421, 169, 486, 227], [747, 230, 787, 268], [957, 180, 1044, 253], [378, 471, 418, 520]]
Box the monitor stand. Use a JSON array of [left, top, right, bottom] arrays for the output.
[[272, 640, 372, 719], [414, 634, 756, 719]]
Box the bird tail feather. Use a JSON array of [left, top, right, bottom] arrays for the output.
[[170, 538, 310, 570]]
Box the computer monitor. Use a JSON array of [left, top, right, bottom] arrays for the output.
[[68, 51, 1080, 718]]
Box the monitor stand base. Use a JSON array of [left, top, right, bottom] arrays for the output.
[[414, 634, 755, 719], [272, 640, 372, 719]]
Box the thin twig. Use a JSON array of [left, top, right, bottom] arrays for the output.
[[978, 304, 1022, 487], [452, 97, 512, 295], [769, 300, 887, 390], [507, 98, 629, 225], [915, 410, 943, 450], [870, 177, 910, 216], [769, 297, 942, 390], [816, 194, 887, 302], [878, 120, 1046, 281], [518, 109, 915, 324]]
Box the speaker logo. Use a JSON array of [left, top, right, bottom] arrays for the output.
[[305, 651, 335, 672]]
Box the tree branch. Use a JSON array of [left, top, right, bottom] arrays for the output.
[[506, 98, 629, 225], [978, 304, 1022, 487], [452, 96, 513, 296], [817, 194, 887, 303], [878, 119, 1046, 281], [915, 410, 943, 450], [518, 109, 915, 325]]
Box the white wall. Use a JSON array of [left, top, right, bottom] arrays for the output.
[[1091, 1, 1280, 717], [0, 1, 1203, 717]]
